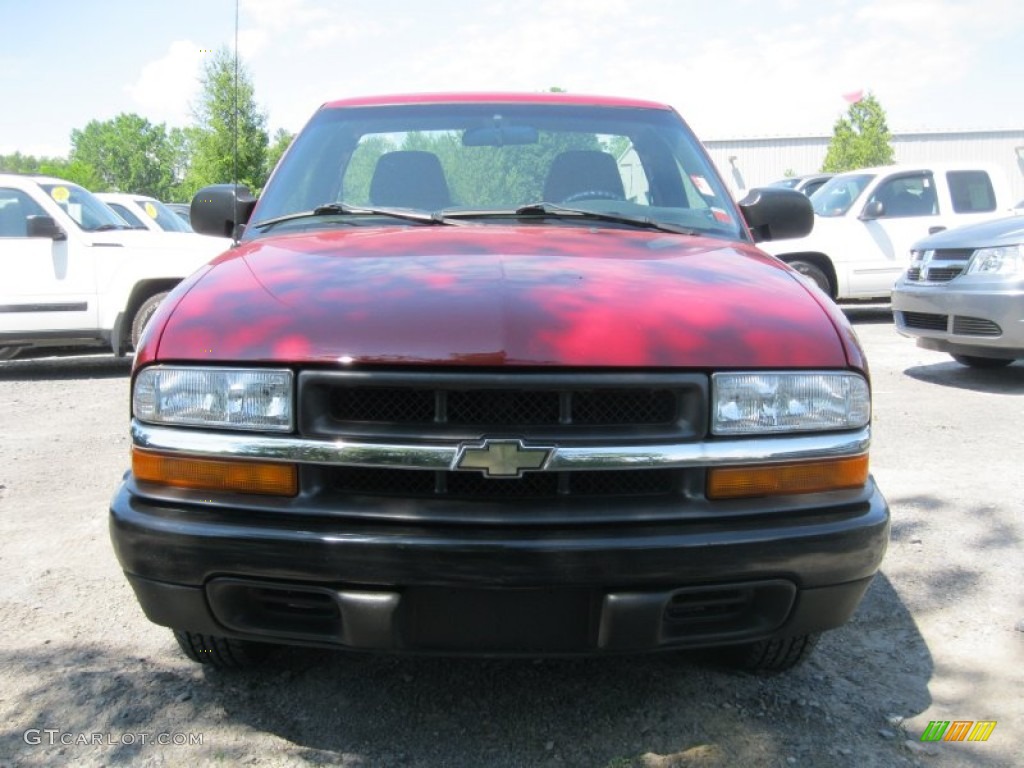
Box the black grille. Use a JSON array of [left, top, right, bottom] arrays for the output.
[[326, 467, 682, 500], [952, 316, 1002, 336], [573, 389, 676, 425], [300, 371, 705, 440], [932, 248, 974, 261], [906, 266, 963, 282], [899, 311, 948, 331], [329, 386, 677, 428], [331, 387, 435, 423], [447, 389, 561, 425]]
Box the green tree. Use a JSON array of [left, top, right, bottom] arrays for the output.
[[184, 48, 269, 196], [70, 113, 175, 196], [265, 128, 295, 180], [821, 93, 895, 173], [37, 158, 104, 190], [0, 151, 45, 174]]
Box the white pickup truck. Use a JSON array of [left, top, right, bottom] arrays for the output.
[[759, 162, 1014, 300], [0, 174, 231, 360]]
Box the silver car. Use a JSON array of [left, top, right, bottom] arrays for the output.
[[893, 215, 1024, 367]]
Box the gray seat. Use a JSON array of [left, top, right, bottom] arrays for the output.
[[0, 201, 26, 237], [369, 151, 451, 210], [543, 150, 625, 203]]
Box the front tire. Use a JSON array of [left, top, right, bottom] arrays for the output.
[[131, 291, 169, 350], [787, 260, 832, 296], [722, 633, 819, 673], [173, 630, 271, 668], [951, 354, 1014, 368]]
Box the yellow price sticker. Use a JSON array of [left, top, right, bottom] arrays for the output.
[[51, 186, 70, 203], [144, 202, 158, 219]]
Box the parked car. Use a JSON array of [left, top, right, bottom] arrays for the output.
[[759, 163, 1013, 300], [0, 175, 231, 360], [165, 202, 192, 225], [96, 192, 194, 233], [768, 173, 834, 197], [110, 92, 889, 673], [893, 214, 1024, 367]]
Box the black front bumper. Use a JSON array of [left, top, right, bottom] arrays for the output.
[[110, 480, 889, 654]]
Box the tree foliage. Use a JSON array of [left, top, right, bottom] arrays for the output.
[[821, 93, 895, 173], [265, 128, 295, 181], [70, 113, 175, 197], [182, 48, 269, 197]]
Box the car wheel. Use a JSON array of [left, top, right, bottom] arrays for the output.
[[0, 346, 22, 361], [950, 354, 1014, 369], [173, 630, 271, 668], [131, 291, 169, 350], [723, 633, 819, 673], [788, 260, 832, 296]]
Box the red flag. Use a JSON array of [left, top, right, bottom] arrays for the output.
[[842, 89, 865, 104]]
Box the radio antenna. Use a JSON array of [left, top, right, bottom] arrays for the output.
[[232, 0, 240, 242]]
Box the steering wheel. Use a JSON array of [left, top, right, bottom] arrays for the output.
[[561, 189, 625, 203]]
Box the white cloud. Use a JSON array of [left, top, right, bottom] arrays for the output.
[[238, 28, 270, 59], [125, 40, 204, 126]]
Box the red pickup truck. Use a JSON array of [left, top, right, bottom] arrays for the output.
[[110, 92, 889, 672]]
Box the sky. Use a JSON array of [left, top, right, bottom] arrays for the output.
[[1, 0, 1022, 158]]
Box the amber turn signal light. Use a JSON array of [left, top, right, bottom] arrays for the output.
[[707, 455, 869, 499], [132, 448, 298, 496]]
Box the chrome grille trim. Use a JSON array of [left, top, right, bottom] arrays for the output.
[[131, 420, 871, 470]]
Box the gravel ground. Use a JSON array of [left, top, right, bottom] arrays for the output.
[[0, 309, 1021, 768]]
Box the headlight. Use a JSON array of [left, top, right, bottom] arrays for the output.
[[712, 371, 870, 435], [134, 366, 293, 431], [965, 245, 1023, 276]]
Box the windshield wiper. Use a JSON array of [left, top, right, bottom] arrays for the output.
[[510, 202, 700, 235], [90, 223, 131, 232], [250, 202, 456, 231]]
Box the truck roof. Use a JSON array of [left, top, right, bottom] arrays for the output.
[[321, 92, 673, 111]]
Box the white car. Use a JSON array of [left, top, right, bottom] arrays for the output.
[[0, 175, 231, 360], [96, 193, 195, 234], [759, 163, 1014, 300]]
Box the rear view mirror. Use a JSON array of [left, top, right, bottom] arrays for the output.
[[860, 201, 884, 220], [737, 187, 813, 243], [462, 125, 539, 147], [191, 184, 257, 240], [26, 215, 66, 241]]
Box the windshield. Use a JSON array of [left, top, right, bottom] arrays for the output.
[[251, 102, 742, 240], [39, 182, 129, 232], [811, 173, 875, 217], [134, 198, 193, 232]]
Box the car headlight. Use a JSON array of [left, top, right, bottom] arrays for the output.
[[965, 245, 1023, 276], [712, 371, 870, 435], [133, 366, 293, 431]]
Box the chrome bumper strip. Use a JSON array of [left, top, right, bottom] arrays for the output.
[[131, 421, 871, 471]]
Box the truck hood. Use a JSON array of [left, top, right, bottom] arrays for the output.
[[149, 226, 851, 368]]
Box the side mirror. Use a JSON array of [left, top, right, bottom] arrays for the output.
[[26, 215, 67, 241], [860, 201, 884, 220], [738, 187, 813, 243], [190, 184, 257, 239]]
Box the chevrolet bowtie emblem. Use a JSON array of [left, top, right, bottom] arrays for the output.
[[454, 439, 553, 478]]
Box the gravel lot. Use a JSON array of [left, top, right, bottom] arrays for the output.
[[1, 308, 1021, 768]]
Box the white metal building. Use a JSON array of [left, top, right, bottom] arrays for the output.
[[703, 129, 1024, 204]]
